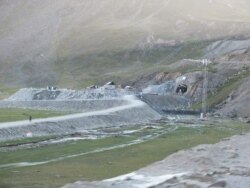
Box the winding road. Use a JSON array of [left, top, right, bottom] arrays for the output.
[[0, 95, 146, 129]]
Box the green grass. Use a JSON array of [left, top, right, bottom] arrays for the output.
[[55, 40, 211, 88], [0, 120, 249, 188], [193, 69, 250, 110], [0, 39, 211, 89], [0, 108, 68, 123], [0, 136, 136, 165], [0, 87, 19, 100], [0, 136, 56, 148]]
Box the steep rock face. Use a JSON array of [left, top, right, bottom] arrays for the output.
[[204, 39, 250, 113]]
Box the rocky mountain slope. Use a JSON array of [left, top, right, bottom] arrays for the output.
[[1, 0, 250, 87], [217, 78, 250, 118], [0, 0, 250, 117]]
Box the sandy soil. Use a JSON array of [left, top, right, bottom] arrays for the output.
[[63, 132, 250, 188]]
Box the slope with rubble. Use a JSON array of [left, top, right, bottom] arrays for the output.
[[128, 39, 250, 118]]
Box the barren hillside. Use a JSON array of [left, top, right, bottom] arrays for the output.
[[0, 0, 250, 87]]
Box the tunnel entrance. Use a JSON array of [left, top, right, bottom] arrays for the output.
[[176, 84, 188, 95]]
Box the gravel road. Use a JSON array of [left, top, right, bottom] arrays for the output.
[[0, 95, 145, 129]]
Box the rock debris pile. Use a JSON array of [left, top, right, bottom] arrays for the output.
[[6, 88, 136, 101]]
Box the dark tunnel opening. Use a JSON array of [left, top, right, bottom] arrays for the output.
[[176, 84, 188, 95]]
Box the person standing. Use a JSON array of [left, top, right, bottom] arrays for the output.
[[29, 115, 32, 122]]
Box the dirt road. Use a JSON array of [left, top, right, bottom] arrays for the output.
[[0, 96, 145, 129]]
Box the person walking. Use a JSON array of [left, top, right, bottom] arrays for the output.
[[29, 115, 32, 122]]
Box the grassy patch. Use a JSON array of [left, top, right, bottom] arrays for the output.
[[55, 40, 210, 88], [0, 136, 136, 165], [0, 120, 249, 188], [0, 136, 56, 148], [0, 87, 19, 100], [0, 108, 68, 123]]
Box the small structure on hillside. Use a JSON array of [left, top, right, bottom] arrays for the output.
[[47, 86, 57, 91], [103, 81, 116, 89]]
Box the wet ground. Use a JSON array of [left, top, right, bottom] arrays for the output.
[[0, 115, 197, 169], [1, 115, 248, 188], [62, 120, 250, 188]]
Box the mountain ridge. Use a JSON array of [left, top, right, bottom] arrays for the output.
[[0, 0, 250, 88]]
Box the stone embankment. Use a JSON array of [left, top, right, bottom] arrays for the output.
[[0, 95, 161, 141], [6, 88, 135, 101], [0, 100, 127, 112], [140, 94, 192, 114]]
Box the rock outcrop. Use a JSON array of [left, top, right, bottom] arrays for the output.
[[205, 39, 250, 59], [217, 78, 250, 118]]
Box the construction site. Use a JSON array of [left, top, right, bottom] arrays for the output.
[[1, 1, 250, 187], [0, 55, 250, 187]]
